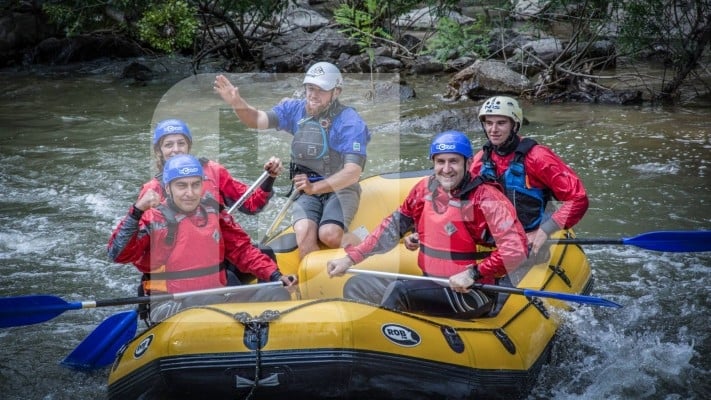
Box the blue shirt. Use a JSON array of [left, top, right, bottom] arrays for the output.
[[272, 99, 370, 157]]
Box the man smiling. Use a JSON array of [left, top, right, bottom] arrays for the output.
[[327, 131, 528, 319], [108, 154, 296, 324], [215, 62, 371, 259], [472, 96, 588, 258]]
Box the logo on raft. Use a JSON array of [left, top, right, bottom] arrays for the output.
[[381, 323, 421, 347], [134, 334, 154, 359]]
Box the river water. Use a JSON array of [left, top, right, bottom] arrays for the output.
[[0, 58, 709, 399]]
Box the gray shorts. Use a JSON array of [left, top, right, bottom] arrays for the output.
[[292, 184, 361, 231]]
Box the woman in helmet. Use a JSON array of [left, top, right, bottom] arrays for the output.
[[472, 96, 589, 258], [141, 118, 283, 215], [214, 62, 371, 259], [326, 131, 527, 319], [108, 154, 297, 325]]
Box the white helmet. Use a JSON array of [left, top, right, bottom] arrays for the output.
[[478, 96, 523, 131], [303, 62, 343, 91]]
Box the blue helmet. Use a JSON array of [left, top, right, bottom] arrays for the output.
[[153, 119, 192, 145], [429, 130, 473, 159], [162, 154, 204, 187]]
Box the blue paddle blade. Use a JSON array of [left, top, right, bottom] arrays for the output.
[[624, 230, 711, 252], [61, 310, 138, 371], [0, 295, 82, 328]]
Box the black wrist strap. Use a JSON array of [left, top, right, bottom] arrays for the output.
[[269, 270, 283, 282], [130, 204, 144, 220], [468, 265, 480, 280], [260, 176, 276, 192]]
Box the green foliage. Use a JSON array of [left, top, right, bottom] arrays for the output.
[[42, 1, 120, 36], [137, 1, 198, 53], [334, 0, 393, 51], [334, 0, 461, 52], [41, 0, 198, 53], [616, 0, 668, 55], [216, 0, 288, 19], [42, 3, 77, 36], [425, 16, 490, 62], [207, 0, 291, 42]]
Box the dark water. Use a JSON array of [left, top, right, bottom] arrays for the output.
[[0, 59, 709, 399]]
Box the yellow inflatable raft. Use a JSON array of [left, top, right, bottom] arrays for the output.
[[107, 170, 593, 400]]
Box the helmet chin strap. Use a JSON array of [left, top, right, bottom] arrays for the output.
[[493, 131, 519, 156]]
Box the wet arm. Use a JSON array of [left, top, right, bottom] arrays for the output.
[[345, 187, 422, 263], [307, 162, 362, 195], [214, 74, 271, 129]]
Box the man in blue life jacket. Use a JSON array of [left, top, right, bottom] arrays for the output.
[[214, 62, 371, 260], [471, 96, 589, 260]]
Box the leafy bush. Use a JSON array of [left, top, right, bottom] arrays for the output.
[[425, 16, 490, 62], [41, 0, 198, 53], [42, 0, 125, 36], [334, 0, 393, 51], [137, 1, 198, 53]]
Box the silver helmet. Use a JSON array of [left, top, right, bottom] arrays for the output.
[[303, 62, 343, 91]]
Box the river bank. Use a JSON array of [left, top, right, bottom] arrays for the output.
[[3, 1, 710, 105]]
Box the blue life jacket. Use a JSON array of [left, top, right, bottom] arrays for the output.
[[290, 102, 347, 178], [480, 138, 550, 231]]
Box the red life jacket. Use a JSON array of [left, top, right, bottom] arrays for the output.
[[417, 177, 494, 277], [142, 199, 226, 294]]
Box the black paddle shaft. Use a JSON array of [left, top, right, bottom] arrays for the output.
[[550, 239, 622, 245]]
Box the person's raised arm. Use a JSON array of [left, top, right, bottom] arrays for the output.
[[214, 74, 270, 130], [107, 190, 160, 263]]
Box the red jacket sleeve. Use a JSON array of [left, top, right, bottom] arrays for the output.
[[525, 146, 588, 233], [220, 211, 280, 281], [107, 206, 156, 272], [471, 184, 528, 279], [211, 162, 272, 214], [469, 145, 588, 234], [137, 177, 164, 202], [345, 179, 425, 263]]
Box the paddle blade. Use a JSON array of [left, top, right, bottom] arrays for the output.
[[61, 310, 138, 371], [522, 289, 622, 308], [624, 230, 711, 252], [0, 295, 81, 328]]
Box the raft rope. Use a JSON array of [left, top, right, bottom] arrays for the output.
[[196, 246, 583, 391], [548, 231, 576, 287], [199, 299, 368, 400]]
